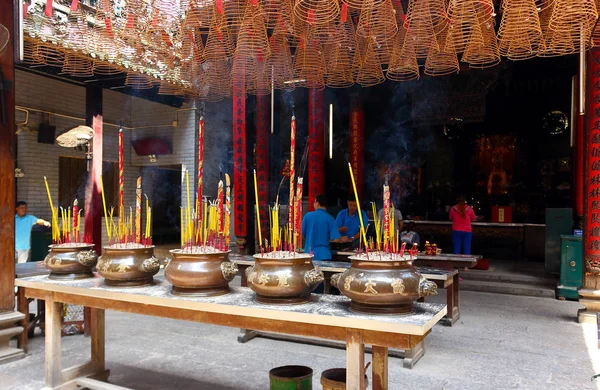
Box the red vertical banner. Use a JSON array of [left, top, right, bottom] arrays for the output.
[[233, 74, 247, 246], [256, 94, 270, 243], [308, 88, 325, 210], [584, 48, 600, 276], [349, 94, 365, 200]]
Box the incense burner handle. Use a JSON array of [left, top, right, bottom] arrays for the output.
[[140, 256, 160, 274], [304, 268, 325, 290], [418, 277, 438, 297], [221, 261, 238, 281], [330, 273, 342, 289], [77, 250, 98, 267]]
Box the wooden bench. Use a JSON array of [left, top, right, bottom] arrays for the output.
[[231, 256, 459, 368]]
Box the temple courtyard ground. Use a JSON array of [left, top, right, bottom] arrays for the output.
[[0, 277, 597, 390]]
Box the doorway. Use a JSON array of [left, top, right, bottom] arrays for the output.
[[143, 165, 181, 245]]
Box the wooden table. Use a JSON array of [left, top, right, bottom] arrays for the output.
[[16, 275, 446, 390], [231, 256, 456, 368]]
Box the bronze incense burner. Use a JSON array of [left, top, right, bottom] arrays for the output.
[[331, 253, 438, 314], [248, 251, 324, 304], [164, 249, 237, 296], [97, 245, 159, 287], [44, 244, 98, 280]]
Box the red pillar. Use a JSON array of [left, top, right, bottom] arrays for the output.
[[349, 94, 365, 200], [0, 0, 16, 312], [308, 89, 325, 210], [255, 94, 270, 243], [84, 86, 103, 254], [576, 112, 584, 219], [233, 75, 248, 252], [580, 48, 600, 321]]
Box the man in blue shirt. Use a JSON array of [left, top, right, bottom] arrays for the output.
[[15, 201, 50, 263], [302, 195, 349, 261], [336, 199, 368, 242]]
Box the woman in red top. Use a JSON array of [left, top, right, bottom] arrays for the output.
[[449, 195, 476, 255]]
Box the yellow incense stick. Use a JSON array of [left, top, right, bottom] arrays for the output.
[[99, 176, 111, 239], [253, 169, 262, 246], [348, 163, 368, 249]]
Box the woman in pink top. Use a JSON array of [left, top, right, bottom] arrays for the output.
[[449, 195, 476, 255]]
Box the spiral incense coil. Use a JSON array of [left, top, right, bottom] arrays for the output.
[[181, 28, 205, 64], [355, 37, 385, 87], [93, 60, 124, 75], [125, 71, 156, 89], [294, 0, 340, 26], [201, 58, 232, 100], [63, 5, 90, 51], [405, 0, 448, 58], [38, 42, 65, 67], [356, 0, 398, 43], [62, 52, 94, 77], [537, 0, 576, 57], [386, 32, 420, 82], [224, 0, 247, 42], [545, 0, 597, 55], [497, 0, 542, 60], [446, 0, 488, 54], [234, 54, 272, 96], [22, 37, 44, 65], [293, 29, 327, 89], [262, 0, 295, 32], [424, 28, 460, 77], [343, 0, 385, 12], [235, 2, 271, 59], [158, 80, 185, 95], [324, 17, 356, 88], [183, 0, 214, 33], [462, 16, 500, 68], [267, 28, 296, 90], [204, 11, 236, 60]]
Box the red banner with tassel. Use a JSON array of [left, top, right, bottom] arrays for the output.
[[349, 94, 365, 201], [308, 88, 325, 210], [233, 66, 247, 243]]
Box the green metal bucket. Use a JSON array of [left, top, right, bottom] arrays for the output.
[[269, 365, 313, 390]]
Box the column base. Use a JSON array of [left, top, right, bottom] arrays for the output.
[[578, 289, 600, 323], [0, 311, 26, 364]]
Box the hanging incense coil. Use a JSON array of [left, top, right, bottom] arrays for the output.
[[235, 2, 271, 59], [234, 54, 272, 96], [183, 0, 214, 33], [405, 0, 448, 58], [204, 11, 236, 60], [22, 37, 44, 65], [324, 17, 356, 88], [125, 71, 156, 89], [544, 0, 597, 55], [262, 0, 295, 32], [62, 52, 94, 77], [343, 0, 386, 12], [37, 42, 65, 67], [445, 0, 492, 54], [200, 57, 232, 100], [93, 60, 124, 75], [89, 0, 119, 62], [224, 0, 247, 42], [424, 29, 460, 76], [386, 32, 420, 81], [158, 80, 185, 95], [355, 37, 385, 86], [462, 15, 500, 68], [497, 0, 542, 60], [293, 29, 327, 89], [538, 0, 577, 57], [267, 28, 296, 90], [63, 4, 90, 51], [356, 0, 397, 43], [294, 0, 340, 26]]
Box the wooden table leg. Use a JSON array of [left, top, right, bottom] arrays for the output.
[[17, 287, 29, 353], [403, 340, 425, 369], [372, 346, 388, 390], [346, 331, 365, 390], [323, 272, 332, 295], [90, 308, 105, 372], [45, 297, 63, 389], [451, 272, 460, 324], [239, 264, 250, 287], [84, 307, 92, 337]]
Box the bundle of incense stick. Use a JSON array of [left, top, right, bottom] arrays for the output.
[[99, 175, 153, 246], [43, 177, 85, 244], [181, 170, 231, 251]]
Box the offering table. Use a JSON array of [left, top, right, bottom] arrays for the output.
[[16, 275, 446, 390]]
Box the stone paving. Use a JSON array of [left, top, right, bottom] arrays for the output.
[[0, 281, 598, 390]]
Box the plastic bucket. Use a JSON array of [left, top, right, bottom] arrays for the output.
[[269, 365, 313, 390], [320, 368, 368, 390]]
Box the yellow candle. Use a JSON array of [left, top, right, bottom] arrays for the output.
[[253, 169, 262, 247], [348, 163, 368, 249], [99, 176, 111, 240]]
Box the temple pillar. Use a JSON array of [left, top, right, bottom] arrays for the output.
[[579, 48, 600, 322], [84, 86, 103, 255], [255, 94, 270, 243], [0, 0, 25, 364], [308, 89, 325, 210]]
